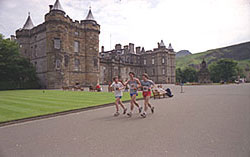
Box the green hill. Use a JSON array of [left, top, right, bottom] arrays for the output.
[[176, 41, 250, 71]]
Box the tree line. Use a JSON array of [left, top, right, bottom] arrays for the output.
[[176, 59, 245, 83], [0, 34, 39, 90]]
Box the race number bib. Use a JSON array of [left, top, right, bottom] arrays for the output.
[[130, 83, 137, 90], [143, 86, 149, 92]]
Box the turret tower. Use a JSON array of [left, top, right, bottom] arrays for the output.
[[16, 12, 35, 58]]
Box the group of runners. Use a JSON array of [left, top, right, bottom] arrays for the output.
[[110, 72, 155, 118]]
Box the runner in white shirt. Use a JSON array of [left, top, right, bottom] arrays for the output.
[[110, 76, 127, 116]]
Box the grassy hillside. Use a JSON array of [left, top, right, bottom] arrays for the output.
[[176, 41, 250, 71]]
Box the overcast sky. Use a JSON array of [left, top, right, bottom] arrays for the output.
[[0, 0, 249, 53]]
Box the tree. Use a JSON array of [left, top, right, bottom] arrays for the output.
[[182, 67, 198, 83], [236, 66, 245, 78], [176, 68, 182, 83], [209, 59, 238, 83], [176, 67, 198, 83], [0, 34, 39, 89]]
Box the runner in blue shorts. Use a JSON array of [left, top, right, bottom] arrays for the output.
[[110, 76, 127, 116], [124, 72, 142, 117]]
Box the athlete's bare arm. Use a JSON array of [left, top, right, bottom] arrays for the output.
[[119, 83, 125, 90], [123, 80, 129, 86], [151, 81, 156, 89], [136, 78, 141, 88]]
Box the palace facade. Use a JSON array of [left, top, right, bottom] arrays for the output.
[[15, 0, 175, 88], [100, 41, 176, 84]]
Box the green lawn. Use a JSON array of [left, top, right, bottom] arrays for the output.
[[0, 90, 142, 123]]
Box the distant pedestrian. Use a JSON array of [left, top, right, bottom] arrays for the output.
[[109, 76, 127, 116], [140, 73, 155, 118], [123, 72, 142, 117], [96, 84, 102, 92]]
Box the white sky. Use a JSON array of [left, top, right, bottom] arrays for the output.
[[0, 0, 249, 53]]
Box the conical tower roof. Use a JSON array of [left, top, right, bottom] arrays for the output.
[[168, 43, 173, 50], [22, 12, 34, 30], [159, 40, 165, 47], [52, 0, 64, 12], [85, 7, 95, 21]]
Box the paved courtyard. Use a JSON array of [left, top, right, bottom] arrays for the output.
[[0, 84, 250, 157]]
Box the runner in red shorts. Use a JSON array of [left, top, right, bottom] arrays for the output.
[[140, 73, 155, 118]]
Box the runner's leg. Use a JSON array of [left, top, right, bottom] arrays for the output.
[[115, 98, 119, 112], [127, 94, 134, 117], [132, 94, 140, 108], [119, 99, 125, 110], [114, 98, 120, 116], [148, 102, 152, 108], [130, 95, 135, 112], [148, 100, 154, 113], [119, 99, 127, 114], [134, 99, 142, 113], [144, 96, 150, 113]]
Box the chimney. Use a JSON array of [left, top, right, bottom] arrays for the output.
[[157, 42, 160, 48], [136, 46, 141, 54], [124, 45, 129, 54], [49, 5, 53, 11], [129, 43, 134, 53], [101, 46, 104, 52], [115, 44, 122, 50], [141, 47, 145, 53]]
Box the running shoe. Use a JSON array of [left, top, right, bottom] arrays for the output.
[[141, 112, 146, 118], [123, 108, 127, 114], [114, 112, 120, 117], [127, 112, 132, 117], [139, 107, 143, 113], [151, 106, 155, 114]]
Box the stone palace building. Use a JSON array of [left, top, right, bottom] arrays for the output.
[[15, 0, 100, 88], [15, 0, 176, 89], [100, 41, 176, 84]]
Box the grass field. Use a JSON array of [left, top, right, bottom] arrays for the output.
[[0, 90, 142, 123]]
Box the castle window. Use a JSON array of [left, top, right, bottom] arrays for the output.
[[144, 59, 146, 65], [162, 69, 165, 75], [152, 58, 155, 65], [74, 41, 79, 53], [64, 55, 69, 67], [152, 69, 155, 75], [56, 59, 61, 70], [162, 58, 165, 64], [54, 38, 61, 49], [74, 59, 80, 71]]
